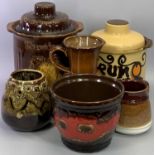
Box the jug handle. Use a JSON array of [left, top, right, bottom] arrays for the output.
[[49, 46, 71, 73], [144, 36, 152, 49]]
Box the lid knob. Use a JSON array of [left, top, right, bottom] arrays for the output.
[[105, 19, 129, 33], [35, 2, 55, 17]]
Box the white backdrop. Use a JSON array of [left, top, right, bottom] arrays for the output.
[[0, 0, 154, 155]]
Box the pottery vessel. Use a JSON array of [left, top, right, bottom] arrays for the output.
[[116, 80, 152, 135], [52, 74, 124, 152], [92, 19, 152, 80], [1, 69, 53, 131], [50, 36, 104, 74], [7, 2, 83, 85]]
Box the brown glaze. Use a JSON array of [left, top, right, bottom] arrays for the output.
[[50, 36, 104, 74], [54, 80, 120, 102], [118, 80, 151, 128], [52, 74, 124, 106], [119, 101, 151, 127], [35, 2, 56, 16], [15, 2, 81, 35], [7, 2, 83, 86], [52, 74, 124, 152], [2, 110, 52, 132], [13, 35, 63, 69]]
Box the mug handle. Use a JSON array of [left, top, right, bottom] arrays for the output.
[[49, 46, 71, 73], [144, 36, 152, 49]]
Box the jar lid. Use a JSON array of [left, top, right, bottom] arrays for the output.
[[14, 2, 83, 36], [92, 19, 149, 54]]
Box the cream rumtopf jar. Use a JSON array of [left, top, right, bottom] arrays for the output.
[[92, 19, 152, 80]]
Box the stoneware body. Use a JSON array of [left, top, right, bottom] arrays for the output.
[[92, 19, 152, 80], [50, 36, 104, 74], [52, 74, 124, 152], [2, 69, 53, 131], [116, 80, 152, 135], [7, 2, 83, 85]]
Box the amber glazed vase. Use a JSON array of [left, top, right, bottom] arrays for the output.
[[1, 69, 53, 131], [52, 74, 124, 152], [116, 80, 152, 135]]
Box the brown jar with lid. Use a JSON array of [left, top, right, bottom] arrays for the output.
[[7, 2, 83, 85]]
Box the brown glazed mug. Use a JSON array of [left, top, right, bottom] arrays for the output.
[[49, 36, 104, 74], [52, 74, 124, 152], [116, 80, 152, 135]]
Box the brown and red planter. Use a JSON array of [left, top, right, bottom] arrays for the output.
[[52, 74, 124, 152]]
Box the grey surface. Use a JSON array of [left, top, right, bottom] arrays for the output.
[[0, 0, 154, 155]]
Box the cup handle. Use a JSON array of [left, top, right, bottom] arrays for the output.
[[49, 46, 71, 73], [144, 36, 152, 49]]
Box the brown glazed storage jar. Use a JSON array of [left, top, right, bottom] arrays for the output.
[[7, 2, 83, 86]]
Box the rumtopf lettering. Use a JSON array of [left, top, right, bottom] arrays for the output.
[[97, 54, 146, 79]]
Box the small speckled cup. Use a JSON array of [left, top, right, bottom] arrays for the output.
[[116, 80, 152, 135]]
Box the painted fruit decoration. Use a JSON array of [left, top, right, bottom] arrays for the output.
[[132, 63, 141, 78]]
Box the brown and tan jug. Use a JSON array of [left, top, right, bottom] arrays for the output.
[[7, 2, 83, 86], [92, 19, 152, 80]]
